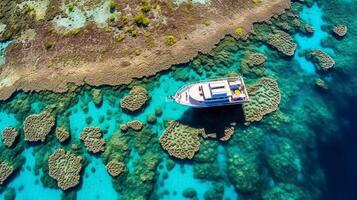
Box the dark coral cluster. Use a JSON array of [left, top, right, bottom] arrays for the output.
[[23, 112, 55, 142], [48, 149, 82, 190], [80, 127, 105, 153]]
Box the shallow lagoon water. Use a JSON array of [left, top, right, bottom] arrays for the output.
[[294, 3, 333, 74], [1, 0, 357, 199]]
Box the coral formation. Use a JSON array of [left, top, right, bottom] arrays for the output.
[[0, 161, 14, 185], [55, 127, 70, 143], [201, 123, 236, 141], [120, 86, 149, 112], [221, 126, 235, 141], [160, 121, 203, 159], [91, 88, 103, 106], [106, 159, 125, 177], [80, 127, 105, 153], [266, 136, 301, 182], [332, 25, 347, 37], [315, 78, 328, 90], [267, 31, 297, 56], [183, 188, 197, 198], [308, 50, 335, 71], [243, 78, 281, 122], [146, 115, 157, 124], [246, 53, 266, 67], [228, 151, 260, 192], [1, 127, 18, 147], [23, 112, 55, 142], [120, 124, 129, 132], [304, 24, 314, 34], [48, 149, 82, 190], [262, 183, 311, 200], [127, 120, 144, 131]]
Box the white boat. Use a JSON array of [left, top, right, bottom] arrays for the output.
[[171, 76, 250, 108]]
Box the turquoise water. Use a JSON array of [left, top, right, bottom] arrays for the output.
[[77, 157, 117, 200], [0, 41, 11, 65], [294, 3, 334, 74], [2, 149, 62, 200], [1, 0, 357, 199]]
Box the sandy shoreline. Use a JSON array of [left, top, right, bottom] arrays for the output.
[[0, 0, 290, 101]]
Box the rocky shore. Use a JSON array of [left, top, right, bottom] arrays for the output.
[[0, 0, 290, 100]]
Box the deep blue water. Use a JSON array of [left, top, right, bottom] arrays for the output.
[[318, 96, 357, 200]]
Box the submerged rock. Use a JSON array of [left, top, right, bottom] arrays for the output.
[[160, 121, 203, 159], [308, 50, 335, 71], [1, 127, 18, 147], [80, 127, 105, 153], [243, 78, 281, 123], [106, 159, 125, 177], [23, 112, 55, 142], [48, 149, 82, 190], [332, 25, 347, 37], [120, 86, 149, 112], [0, 161, 14, 185], [267, 31, 297, 56]]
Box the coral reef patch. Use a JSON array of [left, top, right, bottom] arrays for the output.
[[308, 50, 335, 71], [126, 120, 144, 131], [332, 25, 347, 37], [267, 31, 297, 56], [48, 149, 82, 190], [55, 127, 70, 143], [160, 121, 203, 159], [0, 161, 14, 185], [106, 159, 125, 177], [23, 112, 55, 142], [1, 127, 18, 147], [243, 78, 281, 122], [120, 86, 149, 112], [80, 127, 105, 153]]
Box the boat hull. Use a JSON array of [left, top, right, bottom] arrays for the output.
[[172, 77, 249, 108]]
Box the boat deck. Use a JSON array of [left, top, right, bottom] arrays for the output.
[[173, 77, 249, 108]]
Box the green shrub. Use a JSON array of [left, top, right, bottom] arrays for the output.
[[140, 0, 151, 12], [109, 1, 117, 13], [117, 33, 126, 42], [166, 35, 177, 46], [134, 13, 150, 27]]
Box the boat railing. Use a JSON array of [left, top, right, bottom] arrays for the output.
[[173, 76, 243, 95]]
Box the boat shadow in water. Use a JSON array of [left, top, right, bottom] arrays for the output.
[[178, 105, 245, 140]]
